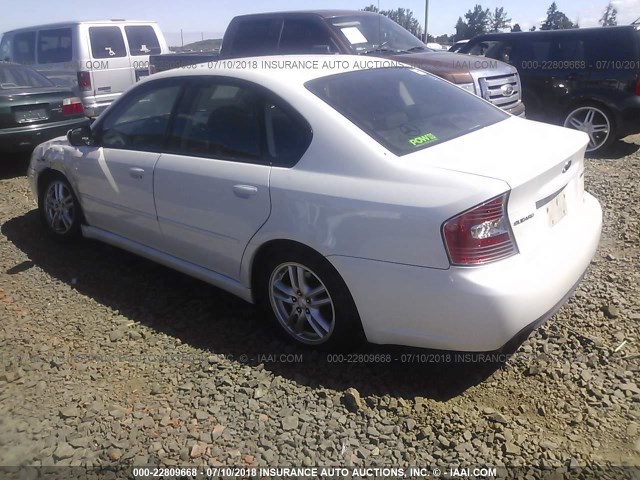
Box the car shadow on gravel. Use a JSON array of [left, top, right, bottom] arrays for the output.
[[590, 137, 640, 160], [2, 210, 506, 401], [0, 153, 30, 180]]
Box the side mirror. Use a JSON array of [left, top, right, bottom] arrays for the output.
[[67, 125, 94, 147]]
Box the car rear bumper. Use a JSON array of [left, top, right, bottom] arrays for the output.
[[0, 117, 89, 153], [328, 192, 602, 352]]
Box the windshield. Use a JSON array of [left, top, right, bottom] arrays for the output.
[[306, 68, 508, 156], [0, 63, 54, 89], [327, 15, 429, 54]]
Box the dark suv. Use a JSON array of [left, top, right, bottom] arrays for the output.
[[460, 26, 640, 154]]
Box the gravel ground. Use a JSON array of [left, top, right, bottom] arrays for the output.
[[0, 137, 639, 478]]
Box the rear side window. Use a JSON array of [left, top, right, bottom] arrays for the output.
[[125, 25, 161, 56], [101, 83, 182, 150], [279, 19, 337, 54], [230, 19, 281, 56], [265, 103, 312, 167], [555, 39, 585, 62], [89, 26, 126, 59], [13, 31, 36, 64], [171, 81, 262, 161], [306, 68, 508, 156], [37, 28, 72, 64], [585, 29, 637, 64]]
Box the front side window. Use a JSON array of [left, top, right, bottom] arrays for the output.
[[306, 68, 508, 156], [13, 31, 36, 64], [0, 35, 11, 62], [327, 15, 426, 54], [89, 26, 126, 59], [37, 28, 72, 64], [100, 83, 182, 150], [171, 81, 262, 161], [124, 25, 161, 56]]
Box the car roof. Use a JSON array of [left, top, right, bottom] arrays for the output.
[[3, 20, 157, 34], [232, 10, 382, 20], [149, 54, 407, 86], [470, 24, 639, 40]]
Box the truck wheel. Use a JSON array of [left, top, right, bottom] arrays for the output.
[[563, 103, 616, 155]]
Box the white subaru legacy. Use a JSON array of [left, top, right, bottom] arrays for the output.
[[28, 56, 602, 352]]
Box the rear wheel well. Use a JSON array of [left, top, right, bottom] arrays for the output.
[[250, 240, 325, 302]]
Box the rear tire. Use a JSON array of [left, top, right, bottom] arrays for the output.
[[38, 173, 82, 241], [258, 247, 363, 350], [563, 103, 616, 155]]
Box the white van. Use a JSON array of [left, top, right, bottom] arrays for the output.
[[0, 20, 170, 116]]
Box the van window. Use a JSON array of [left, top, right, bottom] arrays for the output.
[[38, 28, 72, 64], [531, 41, 552, 62], [13, 31, 36, 64], [89, 26, 126, 59], [555, 39, 585, 62], [125, 25, 161, 56]]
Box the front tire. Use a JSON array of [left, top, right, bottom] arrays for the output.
[[260, 249, 362, 349], [563, 103, 616, 155], [38, 174, 82, 241]]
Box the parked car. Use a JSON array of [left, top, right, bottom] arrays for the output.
[[0, 62, 89, 153], [149, 10, 525, 117], [459, 26, 640, 153], [28, 56, 601, 351], [0, 20, 170, 117]]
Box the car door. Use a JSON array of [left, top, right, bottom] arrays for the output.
[[153, 78, 273, 280], [75, 79, 184, 246]]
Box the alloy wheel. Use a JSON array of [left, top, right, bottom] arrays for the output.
[[563, 106, 611, 153], [269, 262, 335, 345], [44, 181, 76, 235]]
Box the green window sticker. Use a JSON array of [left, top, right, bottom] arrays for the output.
[[409, 133, 438, 147]]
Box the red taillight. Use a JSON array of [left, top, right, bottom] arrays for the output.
[[636, 78, 640, 96], [149, 63, 157, 75], [77, 71, 91, 91], [443, 193, 517, 265], [62, 97, 84, 115]]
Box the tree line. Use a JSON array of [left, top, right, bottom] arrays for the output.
[[363, 1, 620, 44]]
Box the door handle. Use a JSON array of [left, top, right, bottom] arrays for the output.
[[129, 167, 145, 179], [233, 184, 258, 198]]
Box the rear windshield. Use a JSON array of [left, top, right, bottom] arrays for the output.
[[305, 68, 508, 156], [0, 64, 53, 89], [125, 25, 161, 56]]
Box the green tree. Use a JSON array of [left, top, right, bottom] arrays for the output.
[[362, 5, 423, 39], [465, 4, 491, 37], [382, 8, 423, 38], [511, 23, 522, 32], [599, 2, 618, 26], [455, 16, 470, 40], [489, 7, 512, 32], [541, 2, 577, 30]]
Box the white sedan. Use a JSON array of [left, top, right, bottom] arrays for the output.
[[28, 56, 602, 351]]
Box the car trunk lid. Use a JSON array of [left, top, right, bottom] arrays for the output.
[[407, 117, 589, 257], [0, 87, 82, 129]]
